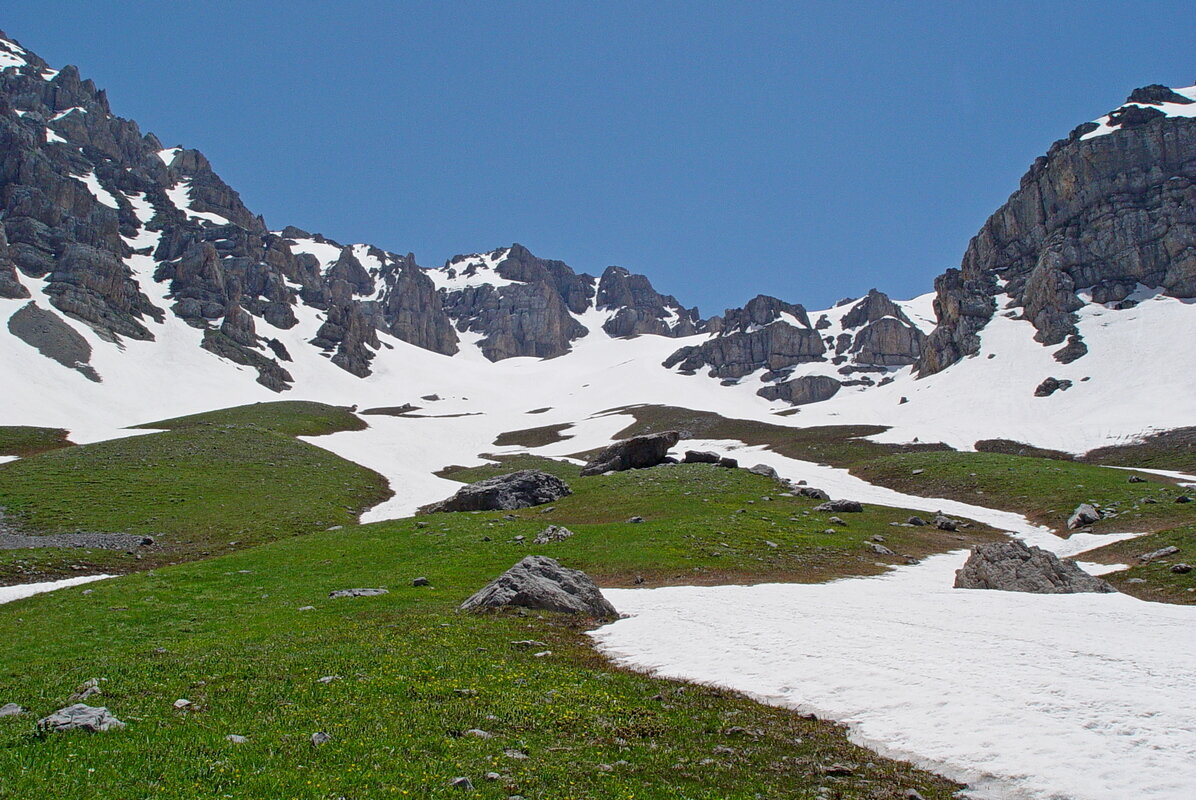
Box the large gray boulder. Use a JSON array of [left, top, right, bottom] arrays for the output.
[[580, 432, 680, 476], [1067, 503, 1101, 529], [36, 704, 126, 733], [428, 470, 571, 512], [461, 556, 616, 616], [954, 540, 1116, 594]]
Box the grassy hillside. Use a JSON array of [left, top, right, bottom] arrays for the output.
[[0, 425, 391, 583], [0, 460, 977, 799], [133, 400, 368, 437], [0, 426, 72, 457], [851, 451, 1195, 534]]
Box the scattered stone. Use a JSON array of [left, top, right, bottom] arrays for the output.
[[484, 772, 502, 781], [933, 514, 959, 531], [329, 588, 388, 598], [173, 699, 191, 710], [70, 678, 101, 701], [427, 470, 572, 512], [0, 703, 25, 717], [718, 457, 739, 469], [954, 541, 1116, 593], [1128, 475, 1147, 483], [504, 748, 529, 760], [317, 675, 341, 684], [626, 516, 645, 524], [1034, 377, 1073, 397], [907, 516, 928, 526], [448, 776, 475, 791], [911, 468, 925, 475], [226, 734, 247, 744], [814, 499, 863, 513], [298, 605, 315, 612], [533, 525, 575, 544], [1139, 545, 1180, 563], [36, 704, 125, 733], [461, 556, 617, 617], [748, 464, 779, 480], [1126, 577, 1148, 584], [412, 577, 431, 587], [311, 731, 332, 746], [580, 431, 681, 476], [683, 450, 720, 464], [796, 486, 830, 501], [867, 542, 896, 556], [464, 728, 494, 739], [829, 516, 847, 526], [1171, 563, 1192, 574], [1067, 503, 1101, 530], [1177, 496, 1193, 504]]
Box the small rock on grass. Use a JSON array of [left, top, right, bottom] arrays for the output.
[[311, 732, 332, 746], [173, 698, 191, 710], [412, 577, 431, 587], [1171, 563, 1192, 574], [0, 703, 25, 717], [226, 734, 247, 744], [449, 776, 474, 790], [329, 588, 388, 598]]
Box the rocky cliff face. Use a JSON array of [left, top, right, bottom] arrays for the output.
[[918, 85, 1196, 375], [0, 31, 707, 385]]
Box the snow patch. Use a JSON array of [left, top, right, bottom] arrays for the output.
[[0, 575, 114, 606]]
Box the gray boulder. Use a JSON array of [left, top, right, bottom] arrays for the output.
[[460, 555, 616, 617], [747, 464, 779, 480], [428, 470, 571, 512], [1067, 503, 1101, 530], [0, 703, 24, 717], [954, 541, 1116, 593], [683, 450, 720, 464], [580, 432, 680, 476], [933, 514, 959, 531], [814, 499, 864, 513], [533, 525, 575, 544], [329, 588, 389, 598], [796, 486, 830, 501], [36, 704, 126, 733], [1139, 545, 1180, 563]]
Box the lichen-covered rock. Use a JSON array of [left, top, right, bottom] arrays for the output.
[[580, 431, 681, 476], [954, 540, 1116, 593], [428, 470, 572, 512], [460, 555, 616, 616], [36, 704, 126, 733]]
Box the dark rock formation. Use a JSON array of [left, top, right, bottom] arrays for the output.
[[597, 265, 701, 337], [460, 555, 616, 616], [954, 540, 1116, 593], [7, 301, 100, 381], [758, 374, 841, 405], [683, 450, 720, 464], [919, 87, 1196, 375], [580, 431, 681, 476], [665, 305, 826, 380], [428, 470, 572, 512], [1034, 377, 1072, 397]]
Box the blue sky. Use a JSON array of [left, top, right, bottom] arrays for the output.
[[6, 2, 1193, 313]]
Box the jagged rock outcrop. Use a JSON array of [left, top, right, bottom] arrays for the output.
[[460, 555, 617, 616], [439, 244, 591, 360], [427, 470, 572, 512], [954, 540, 1116, 593], [597, 265, 702, 337], [664, 294, 826, 380], [379, 258, 458, 355], [580, 431, 681, 476], [840, 289, 925, 366], [919, 86, 1196, 375], [757, 374, 841, 405]]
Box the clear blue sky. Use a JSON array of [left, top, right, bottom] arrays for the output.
[[5, 2, 1193, 314]]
